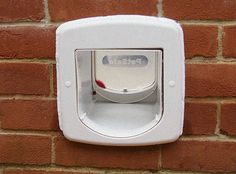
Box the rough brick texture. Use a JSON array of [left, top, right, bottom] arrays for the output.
[[220, 103, 236, 136], [0, 63, 50, 95], [0, 135, 51, 165], [223, 26, 236, 58], [162, 141, 236, 172], [186, 64, 236, 97], [4, 170, 92, 174], [184, 102, 217, 135], [183, 25, 218, 58], [48, 0, 157, 22], [0, 0, 44, 22], [163, 0, 236, 20], [0, 99, 58, 131], [0, 26, 55, 59], [55, 137, 160, 170]]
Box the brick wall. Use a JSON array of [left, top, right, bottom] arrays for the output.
[[0, 0, 236, 174]]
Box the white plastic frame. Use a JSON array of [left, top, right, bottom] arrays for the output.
[[56, 15, 185, 146]]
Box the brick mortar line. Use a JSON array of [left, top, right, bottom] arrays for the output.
[[185, 60, 236, 64], [51, 136, 56, 165], [105, 169, 153, 174], [0, 130, 60, 137], [3, 166, 106, 174], [43, 0, 51, 24], [5, 166, 195, 174], [106, 171, 151, 174], [218, 57, 236, 62], [157, 0, 163, 17], [2, 162, 155, 174], [180, 135, 236, 142], [0, 167, 222, 174], [220, 100, 236, 104], [1, 166, 220, 174], [217, 26, 223, 59], [185, 56, 236, 62], [215, 102, 221, 135], [186, 58, 236, 63], [0, 59, 56, 64], [158, 170, 213, 174], [105, 168, 164, 174], [180, 20, 236, 25], [185, 58, 218, 63]]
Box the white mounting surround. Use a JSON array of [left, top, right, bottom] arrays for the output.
[[56, 15, 185, 146]]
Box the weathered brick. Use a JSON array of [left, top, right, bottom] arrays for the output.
[[183, 25, 218, 58], [0, 100, 58, 131], [163, 0, 236, 20], [55, 137, 160, 169], [220, 103, 236, 136], [0, 0, 44, 22], [48, 0, 157, 22], [223, 26, 236, 58], [184, 102, 216, 135], [186, 64, 236, 97], [0, 135, 51, 165], [162, 141, 236, 172], [0, 26, 55, 59], [0, 63, 50, 95]]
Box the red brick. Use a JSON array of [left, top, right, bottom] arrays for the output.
[[184, 102, 216, 135], [0, 0, 44, 22], [55, 137, 160, 169], [183, 25, 218, 58], [4, 169, 93, 174], [186, 64, 236, 97], [162, 141, 236, 172], [48, 0, 157, 22], [0, 26, 55, 59], [0, 100, 58, 131], [0, 63, 50, 95], [223, 26, 236, 58], [163, 0, 236, 20], [0, 135, 51, 165], [220, 103, 236, 136]]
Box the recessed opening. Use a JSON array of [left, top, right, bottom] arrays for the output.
[[75, 49, 163, 138]]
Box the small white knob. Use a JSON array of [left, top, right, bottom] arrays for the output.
[[65, 81, 71, 87], [169, 81, 175, 87]]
